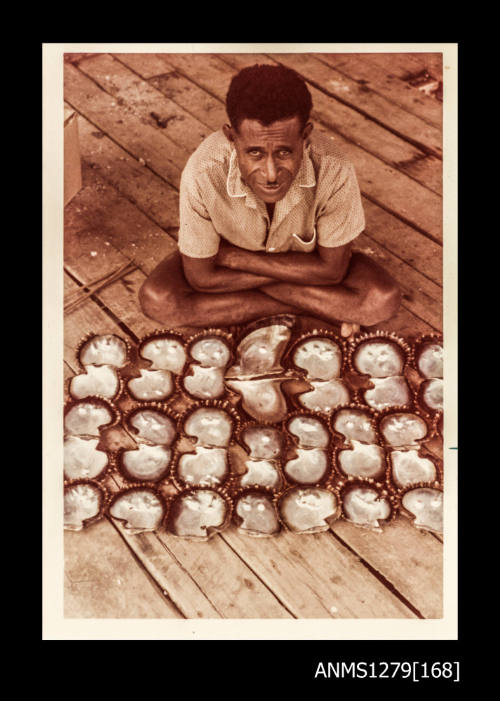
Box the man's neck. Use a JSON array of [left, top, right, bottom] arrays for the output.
[[265, 202, 275, 222]]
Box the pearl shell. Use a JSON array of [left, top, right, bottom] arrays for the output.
[[279, 487, 338, 532], [235, 494, 280, 535], [402, 487, 443, 533], [64, 436, 109, 480], [337, 441, 386, 480], [184, 408, 233, 448], [171, 489, 227, 537], [342, 486, 391, 528], [64, 483, 102, 530], [293, 337, 342, 380], [287, 415, 330, 449], [110, 489, 165, 532], [353, 340, 404, 378], [177, 447, 228, 487]]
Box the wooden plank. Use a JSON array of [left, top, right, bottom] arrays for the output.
[[316, 53, 443, 129], [64, 62, 183, 189], [355, 233, 442, 332], [221, 52, 442, 193], [220, 529, 417, 618], [114, 53, 227, 132], [65, 169, 178, 276], [108, 521, 222, 618], [64, 273, 128, 370], [364, 52, 443, 81], [252, 52, 442, 159], [76, 112, 180, 233], [160, 53, 442, 243], [65, 518, 183, 618], [77, 54, 212, 155], [152, 530, 294, 618], [363, 199, 442, 286], [330, 518, 443, 619]]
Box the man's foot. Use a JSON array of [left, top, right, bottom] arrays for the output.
[[340, 322, 361, 340]]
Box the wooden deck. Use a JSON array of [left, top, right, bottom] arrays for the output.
[[63, 50, 445, 621]]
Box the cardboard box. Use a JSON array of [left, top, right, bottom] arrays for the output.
[[64, 106, 82, 206]]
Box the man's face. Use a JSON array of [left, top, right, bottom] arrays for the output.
[[225, 116, 312, 204]]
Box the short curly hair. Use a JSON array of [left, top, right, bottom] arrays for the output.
[[225, 64, 313, 131]]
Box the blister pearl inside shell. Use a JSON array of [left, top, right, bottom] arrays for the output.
[[79, 334, 128, 368], [64, 483, 102, 530], [64, 436, 108, 480], [279, 487, 338, 532], [337, 441, 386, 480], [422, 378, 443, 411], [390, 450, 437, 488], [353, 340, 404, 377], [363, 376, 411, 411], [141, 337, 186, 373], [229, 324, 291, 377], [236, 494, 280, 535], [293, 337, 342, 380], [284, 448, 329, 484], [70, 365, 120, 400], [298, 379, 350, 414], [190, 337, 231, 368], [177, 447, 228, 487], [342, 486, 391, 527], [380, 412, 428, 447], [225, 378, 288, 423], [287, 416, 330, 449], [402, 487, 443, 533], [184, 408, 233, 447], [333, 409, 377, 444], [109, 490, 165, 531], [65, 402, 113, 437], [417, 343, 443, 379], [183, 366, 225, 399], [171, 490, 227, 537], [241, 459, 281, 489], [128, 369, 174, 401], [129, 410, 177, 446], [122, 445, 172, 481], [242, 426, 282, 460]]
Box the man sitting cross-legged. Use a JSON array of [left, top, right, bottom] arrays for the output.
[[139, 64, 401, 337]]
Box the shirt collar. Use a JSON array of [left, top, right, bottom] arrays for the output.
[[226, 143, 316, 210]]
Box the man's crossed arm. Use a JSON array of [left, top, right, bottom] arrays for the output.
[[182, 240, 352, 294]]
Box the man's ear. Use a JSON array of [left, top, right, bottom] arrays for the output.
[[223, 124, 234, 142], [302, 122, 313, 141]]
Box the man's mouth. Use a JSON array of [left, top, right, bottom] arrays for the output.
[[259, 183, 281, 191]]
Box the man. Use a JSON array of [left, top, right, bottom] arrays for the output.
[[139, 64, 401, 337]]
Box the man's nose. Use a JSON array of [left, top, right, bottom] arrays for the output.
[[263, 156, 277, 183]]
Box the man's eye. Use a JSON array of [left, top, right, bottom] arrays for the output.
[[278, 150, 292, 158], [248, 150, 262, 157]]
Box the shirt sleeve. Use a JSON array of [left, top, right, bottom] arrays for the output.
[[316, 160, 365, 248], [178, 164, 221, 259]]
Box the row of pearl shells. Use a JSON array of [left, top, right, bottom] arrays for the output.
[[64, 476, 443, 539], [68, 330, 443, 423], [65, 328, 443, 535], [63, 396, 443, 535], [64, 394, 442, 494]]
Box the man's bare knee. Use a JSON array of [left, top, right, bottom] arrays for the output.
[[139, 278, 185, 326]]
